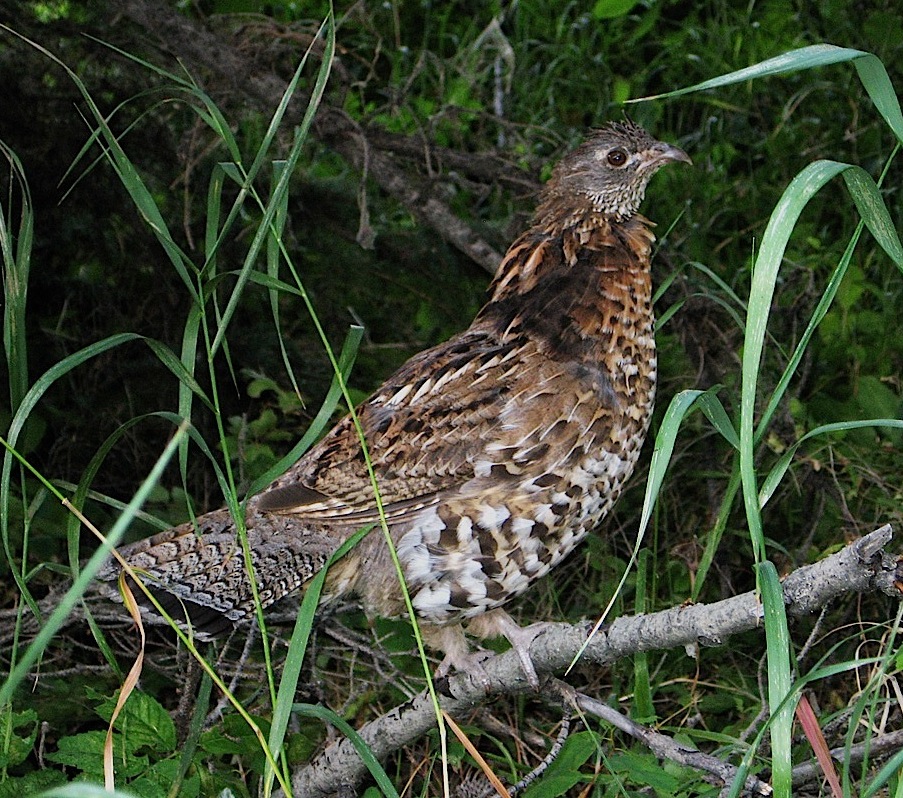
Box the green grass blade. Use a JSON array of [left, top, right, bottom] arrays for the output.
[[759, 419, 903, 508], [638, 389, 704, 537], [0, 424, 189, 708], [209, 12, 335, 355], [755, 225, 861, 442], [841, 165, 903, 268], [264, 525, 373, 795], [0, 142, 33, 414], [247, 324, 363, 495], [266, 160, 304, 401], [696, 390, 739, 450], [862, 748, 903, 798], [637, 43, 903, 142], [84, 34, 242, 162], [692, 464, 741, 602], [740, 155, 903, 526], [640, 44, 869, 98], [177, 304, 203, 481], [758, 561, 794, 798], [631, 549, 653, 722], [168, 669, 213, 798], [144, 338, 212, 410], [292, 703, 401, 798], [572, 388, 727, 666], [852, 56, 903, 143], [4, 29, 200, 300], [739, 160, 849, 561]]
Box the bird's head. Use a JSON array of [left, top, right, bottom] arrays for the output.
[[542, 120, 691, 222]]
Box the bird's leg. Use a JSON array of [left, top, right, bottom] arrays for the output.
[[420, 623, 493, 688], [421, 613, 551, 688], [466, 608, 554, 689]]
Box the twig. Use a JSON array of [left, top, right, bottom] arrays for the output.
[[509, 711, 572, 795], [791, 728, 903, 787], [115, 0, 517, 273], [571, 689, 771, 796]]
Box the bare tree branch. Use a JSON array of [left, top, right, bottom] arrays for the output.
[[1, 523, 898, 794], [113, 0, 539, 273], [290, 525, 901, 797], [571, 689, 773, 797]]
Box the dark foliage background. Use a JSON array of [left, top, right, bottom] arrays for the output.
[[0, 0, 901, 795]]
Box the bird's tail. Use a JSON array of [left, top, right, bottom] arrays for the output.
[[95, 506, 337, 639]]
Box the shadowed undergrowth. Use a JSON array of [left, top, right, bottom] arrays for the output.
[[1, 4, 902, 797]]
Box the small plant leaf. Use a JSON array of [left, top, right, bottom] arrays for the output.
[[593, 0, 637, 19], [93, 690, 177, 753], [521, 731, 597, 798]]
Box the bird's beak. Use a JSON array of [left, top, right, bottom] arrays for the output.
[[654, 142, 692, 167]]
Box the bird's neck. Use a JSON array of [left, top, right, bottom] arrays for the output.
[[487, 209, 655, 300], [478, 209, 657, 369]]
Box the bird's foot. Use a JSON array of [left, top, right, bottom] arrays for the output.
[[422, 623, 493, 689], [501, 620, 556, 689], [435, 647, 494, 689], [421, 613, 555, 689], [467, 610, 555, 689]]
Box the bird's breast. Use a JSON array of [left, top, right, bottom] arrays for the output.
[[389, 287, 657, 623]]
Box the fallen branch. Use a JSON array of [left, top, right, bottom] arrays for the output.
[[572, 688, 772, 797], [115, 0, 537, 273], [791, 727, 903, 788], [290, 525, 901, 797]]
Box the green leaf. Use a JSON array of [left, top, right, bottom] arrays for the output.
[[92, 690, 177, 753], [593, 0, 637, 19], [132, 758, 200, 798], [0, 770, 66, 798], [610, 751, 681, 790], [46, 730, 148, 778], [0, 706, 38, 768], [521, 730, 597, 797], [522, 774, 587, 796]]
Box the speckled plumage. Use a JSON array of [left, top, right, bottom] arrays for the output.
[[98, 121, 690, 680]]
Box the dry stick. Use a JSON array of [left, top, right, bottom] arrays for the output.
[[570, 689, 772, 797], [116, 0, 521, 273], [290, 526, 901, 798], [508, 711, 572, 795], [790, 727, 903, 787]]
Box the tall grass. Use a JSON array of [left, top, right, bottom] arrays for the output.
[[1, 23, 901, 798], [635, 44, 903, 798], [0, 11, 405, 797]]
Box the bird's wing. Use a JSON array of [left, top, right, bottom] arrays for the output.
[[255, 222, 643, 527], [255, 325, 525, 524]]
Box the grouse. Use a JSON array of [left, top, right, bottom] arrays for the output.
[[98, 121, 691, 684]]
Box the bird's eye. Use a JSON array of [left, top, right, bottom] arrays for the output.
[[606, 148, 628, 167]]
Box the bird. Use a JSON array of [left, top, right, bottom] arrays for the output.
[[97, 121, 691, 685]]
